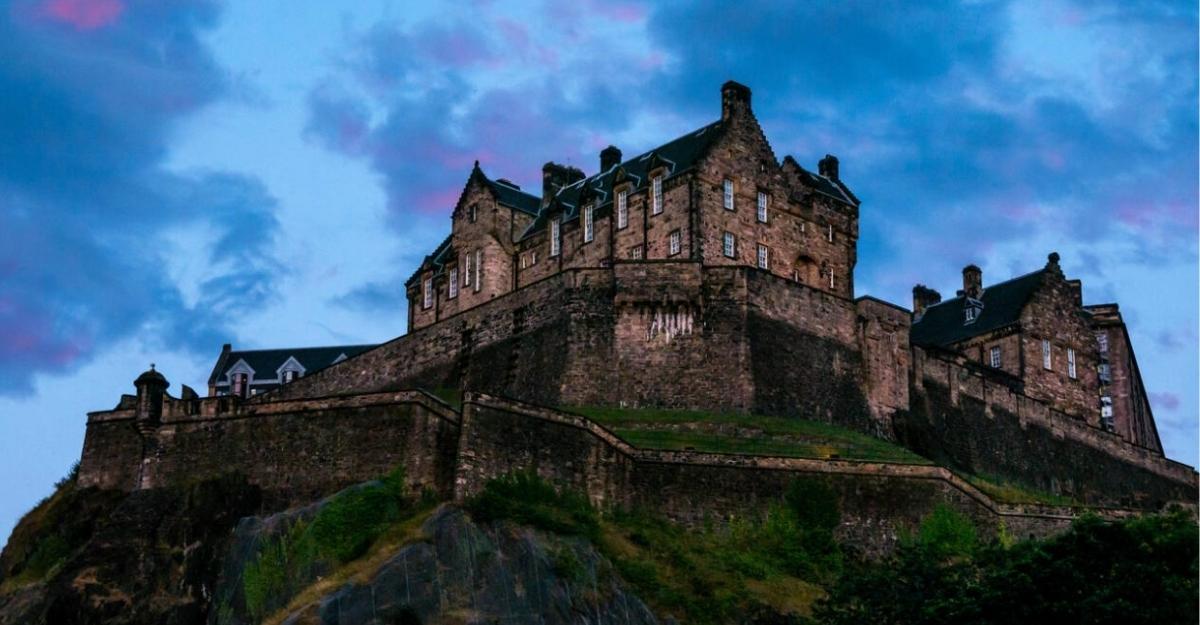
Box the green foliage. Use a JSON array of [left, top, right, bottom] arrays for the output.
[[466, 471, 601, 540], [240, 467, 412, 620], [963, 472, 1080, 506], [912, 504, 978, 560], [813, 509, 1199, 625]]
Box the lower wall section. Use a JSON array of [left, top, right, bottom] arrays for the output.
[[453, 394, 1154, 556], [79, 392, 461, 510]]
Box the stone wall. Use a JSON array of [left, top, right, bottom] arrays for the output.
[[453, 394, 1144, 556], [897, 346, 1196, 507], [79, 391, 462, 509]]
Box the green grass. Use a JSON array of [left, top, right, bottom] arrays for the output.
[[961, 473, 1082, 507], [569, 405, 931, 464], [427, 387, 463, 410]]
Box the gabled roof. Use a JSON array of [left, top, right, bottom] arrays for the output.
[[207, 344, 377, 387], [404, 234, 453, 287], [519, 120, 727, 240], [781, 155, 859, 207], [486, 178, 540, 215], [911, 269, 1047, 347]]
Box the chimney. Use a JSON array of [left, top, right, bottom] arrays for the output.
[[720, 80, 752, 121], [912, 285, 942, 317], [818, 154, 840, 180], [542, 162, 586, 205], [1066, 279, 1082, 307], [1045, 251, 1062, 274], [600, 145, 622, 172], [962, 264, 982, 299]]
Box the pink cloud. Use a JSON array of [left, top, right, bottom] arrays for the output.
[[40, 0, 124, 31], [1150, 392, 1181, 412]]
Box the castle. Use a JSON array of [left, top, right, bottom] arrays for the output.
[[76, 82, 1196, 551]]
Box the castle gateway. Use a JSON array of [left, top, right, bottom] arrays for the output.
[[77, 82, 1196, 543]]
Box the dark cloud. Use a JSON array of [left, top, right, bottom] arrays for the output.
[[0, 0, 280, 395]]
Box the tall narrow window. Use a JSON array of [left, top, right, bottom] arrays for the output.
[[989, 346, 1002, 368], [474, 249, 482, 292], [757, 244, 769, 269], [723, 179, 734, 210], [1096, 333, 1108, 354], [468, 204, 477, 223], [531, 251, 538, 265], [422, 278, 433, 309], [829, 270, 835, 289], [583, 204, 594, 243], [722, 231, 736, 258], [1067, 348, 1077, 379], [668, 230, 681, 256], [464, 253, 473, 286], [449, 267, 459, 298], [232, 373, 248, 398], [652, 176, 663, 215], [827, 224, 834, 242], [617, 190, 628, 229], [757, 191, 768, 223], [1042, 339, 1052, 370], [550, 218, 561, 256]]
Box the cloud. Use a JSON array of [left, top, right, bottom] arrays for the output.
[[0, 0, 280, 395], [1150, 392, 1181, 412]]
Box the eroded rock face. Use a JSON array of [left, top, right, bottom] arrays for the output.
[[219, 506, 660, 625]]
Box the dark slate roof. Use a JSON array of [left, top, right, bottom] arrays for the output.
[[404, 234, 453, 287], [486, 178, 540, 215], [782, 155, 859, 206], [207, 344, 377, 386], [910, 269, 1047, 347], [519, 120, 726, 239]]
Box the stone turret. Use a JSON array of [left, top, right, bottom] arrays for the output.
[[134, 364, 168, 431]]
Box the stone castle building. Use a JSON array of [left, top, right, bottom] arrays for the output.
[[75, 81, 1195, 550]]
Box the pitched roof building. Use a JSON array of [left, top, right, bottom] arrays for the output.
[[207, 343, 377, 397]]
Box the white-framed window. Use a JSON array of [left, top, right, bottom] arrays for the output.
[[232, 372, 248, 398], [464, 253, 473, 286], [1099, 363, 1112, 383], [473, 249, 482, 292], [757, 244, 769, 269], [583, 204, 594, 243], [757, 191, 768, 223], [722, 231, 736, 258], [989, 346, 1001, 368], [422, 278, 433, 309], [1042, 339, 1052, 370], [617, 189, 628, 229], [1100, 396, 1113, 418], [630, 245, 643, 260], [1096, 332, 1108, 354], [1067, 348, 1077, 379], [723, 179, 735, 210], [449, 267, 459, 298], [282, 369, 299, 384], [652, 176, 663, 215], [965, 307, 978, 323], [550, 217, 561, 256], [668, 230, 681, 256], [827, 223, 834, 242]]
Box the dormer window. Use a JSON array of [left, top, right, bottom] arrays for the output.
[[963, 298, 983, 325], [723, 179, 734, 210], [232, 372, 248, 398], [282, 369, 299, 384]]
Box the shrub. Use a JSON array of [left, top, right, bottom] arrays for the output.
[[913, 504, 978, 560], [466, 472, 600, 540]]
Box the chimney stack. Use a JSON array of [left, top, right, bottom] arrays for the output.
[[720, 80, 752, 121], [962, 264, 982, 299], [912, 285, 942, 317], [542, 162, 586, 205], [818, 154, 840, 180], [600, 145, 622, 172]]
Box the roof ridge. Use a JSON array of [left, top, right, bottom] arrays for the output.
[[229, 344, 377, 354], [924, 267, 1046, 310]]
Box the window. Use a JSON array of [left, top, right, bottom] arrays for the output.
[[468, 204, 477, 223], [1100, 396, 1113, 418], [652, 176, 663, 215], [668, 230, 681, 256], [232, 373, 248, 398], [1099, 363, 1111, 383], [629, 245, 643, 260], [1096, 332, 1108, 354], [757, 244, 769, 269], [1067, 348, 1077, 379], [473, 249, 482, 292], [827, 224, 834, 242], [550, 218, 561, 256], [965, 307, 979, 323], [617, 190, 628, 229], [989, 346, 1002, 368], [520, 255, 527, 270], [829, 270, 835, 290], [723, 179, 734, 210], [583, 204, 594, 243], [1042, 339, 1052, 370], [423, 278, 433, 309], [757, 191, 768, 223], [722, 231, 736, 258], [282, 369, 298, 384], [464, 253, 473, 286], [449, 267, 459, 298]]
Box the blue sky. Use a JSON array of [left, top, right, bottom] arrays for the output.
[[1, 0, 1196, 546]]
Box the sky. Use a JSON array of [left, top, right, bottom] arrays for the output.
[[0, 0, 1196, 546]]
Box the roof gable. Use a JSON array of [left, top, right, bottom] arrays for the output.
[[911, 269, 1046, 347], [212, 344, 377, 385]]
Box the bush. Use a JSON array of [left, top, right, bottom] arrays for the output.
[[913, 504, 978, 560], [466, 471, 600, 540]]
